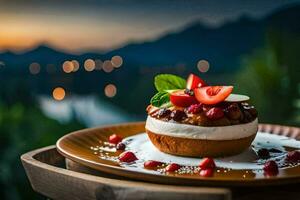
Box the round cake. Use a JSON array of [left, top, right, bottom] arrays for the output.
[[146, 73, 258, 157]]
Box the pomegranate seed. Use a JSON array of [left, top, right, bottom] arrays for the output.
[[165, 163, 181, 172], [286, 151, 300, 162], [109, 134, 123, 144], [199, 168, 214, 177], [187, 104, 202, 114], [257, 148, 270, 159], [199, 158, 216, 170], [205, 107, 224, 120], [263, 160, 278, 176], [116, 142, 126, 150], [119, 151, 138, 163], [144, 160, 163, 168]]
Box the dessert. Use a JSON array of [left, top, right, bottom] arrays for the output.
[[145, 73, 258, 157]]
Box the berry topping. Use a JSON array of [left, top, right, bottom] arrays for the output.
[[187, 104, 202, 114], [144, 160, 163, 168], [224, 103, 242, 120], [165, 163, 181, 172], [119, 151, 138, 163], [199, 158, 216, 170], [109, 134, 123, 144], [205, 107, 224, 120], [157, 108, 171, 119], [184, 88, 194, 96], [194, 86, 233, 105], [170, 89, 198, 107], [116, 142, 126, 150], [286, 151, 300, 162], [257, 148, 270, 159], [199, 168, 214, 177], [186, 73, 207, 90], [170, 110, 187, 122], [263, 160, 279, 176]]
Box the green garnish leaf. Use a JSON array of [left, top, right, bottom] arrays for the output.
[[154, 74, 186, 92], [150, 91, 170, 107]]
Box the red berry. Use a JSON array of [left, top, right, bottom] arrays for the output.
[[205, 107, 224, 120], [165, 163, 181, 172], [199, 168, 214, 177], [116, 142, 126, 150], [144, 160, 163, 168], [263, 160, 278, 176], [199, 158, 216, 170], [109, 134, 123, 144], [187, 104, 202, 114], [119, 151, 138, 163], [286, 151, 300, 162]]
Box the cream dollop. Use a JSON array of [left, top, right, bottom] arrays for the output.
[[145, 116, 258, 140]]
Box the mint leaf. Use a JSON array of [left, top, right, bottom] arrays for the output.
[[154, 74, 186, 92], [150, 92, 170, 107]]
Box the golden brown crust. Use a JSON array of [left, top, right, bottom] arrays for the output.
[[146, 129, 256, 157]]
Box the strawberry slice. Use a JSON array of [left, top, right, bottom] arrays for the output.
[[165, 163, 181, 172], [170, 89, 198, 107], [199, 168, 214, 177], [144, 160, 163, 168], [108, 134, 123, 144], [119, 151, 138, 162], [186, 73, 207, 90], [199, 158, 216, 170], [194, 86, 233, 105]]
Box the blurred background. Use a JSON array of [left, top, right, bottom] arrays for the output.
[[0, 0, 299, 199]]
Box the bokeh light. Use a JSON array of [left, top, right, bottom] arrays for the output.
[[62, 61, 74, 73], [95, 59, 103, 70], [197, 60, 210, 73], [102, 60, 114, 73], [0, 61, 5, 67], [71, 60, 80, 72], [29, 62, 41, 75], [104, 84, 117, 98], [111, 55, 123, 68], [84, 59, 95, 71], [52, 87, 66, 101]]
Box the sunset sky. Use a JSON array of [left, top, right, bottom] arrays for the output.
[[0, 0, 299, 53]]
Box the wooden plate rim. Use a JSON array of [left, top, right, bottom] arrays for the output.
[[56, 121, 300, 186]]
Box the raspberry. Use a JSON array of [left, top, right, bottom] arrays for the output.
[[263, 160, 278, 176], [199, 168, 214, 177], [116, 142, 126, 150], [144, 160, 163, 168], [187, 104, 202, 114], [165, 163, 181, 172], [108, 134, 123, 144], [119, 151, 138, 163], [286, 151, 300, 162], [199, 158, 216, 170], [205, 107, 224, 120]]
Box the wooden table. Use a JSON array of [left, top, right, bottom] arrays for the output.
[[21, 145, 300, 200]]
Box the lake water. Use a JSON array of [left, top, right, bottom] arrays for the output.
[[39, 95, 138, 127]]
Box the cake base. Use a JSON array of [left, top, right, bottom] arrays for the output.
[[146, 129, 257, 157]]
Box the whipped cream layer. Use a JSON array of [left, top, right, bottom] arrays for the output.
[[146, 116, 258, 140]]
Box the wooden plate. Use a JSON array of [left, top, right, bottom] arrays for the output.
[[56, 122, 300, 186]]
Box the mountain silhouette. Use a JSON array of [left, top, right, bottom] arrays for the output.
[[0, 4, 299, 73]]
